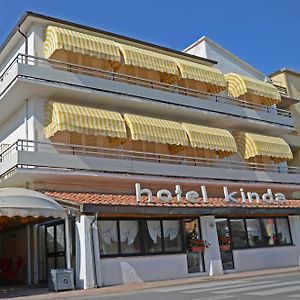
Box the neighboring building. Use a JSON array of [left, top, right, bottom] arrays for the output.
[[1, 11, 300, 289]]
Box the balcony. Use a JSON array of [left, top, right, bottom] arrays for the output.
[[1, 140, 300, 186], [0, 55, 294, 133]]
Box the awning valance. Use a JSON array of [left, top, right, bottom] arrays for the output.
[[176, 59, 226, 92], [45, 102, 127, 139], [124, 114, 189, 146], [43, 25, 121, 63], [118, 44, 179, 75], [225, 73, 281, 106], [182, 123, 237, 154], [235, 132, 293, 162], [0, 188, 66, 218]]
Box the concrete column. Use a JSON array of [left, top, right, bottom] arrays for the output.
[[75, 215, 96, 289], [92, 218, 102, 287], [288, 216, 300, 265], [200, 216, 223, 276], [65, 217, 71, 269]]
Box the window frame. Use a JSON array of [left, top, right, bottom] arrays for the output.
[[97, 217, 187, 258], [226, 217, 293, 250]]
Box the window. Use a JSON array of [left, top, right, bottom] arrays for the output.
[[119, 220, 141, 254], [275, 218, 292, 245], [98, 220, 119, 255], [227, 217, 292, 249], [143, 220, 163, 253], [246, 219, 263, 246], [98, 218, 184, 257], [163, 220, 183, 252], [229, 219, 247, 249]]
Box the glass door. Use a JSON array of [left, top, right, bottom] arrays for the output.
[[215, 218, 234, 270], [45, 223, 66, 274], [184, 218, 205, 273]]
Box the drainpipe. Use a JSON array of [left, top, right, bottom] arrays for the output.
[[17, 26, 28, 63]]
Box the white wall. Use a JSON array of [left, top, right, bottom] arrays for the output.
[[233, 246, 298, 272], [185, 40, 266, 81], [100, 254, 188, 286], [0, 98, 38, 146]]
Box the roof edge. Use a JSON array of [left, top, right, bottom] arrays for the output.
[[0, 11, 217, 65], [183, 36, 267, 79], [269, 68, 300, 78]]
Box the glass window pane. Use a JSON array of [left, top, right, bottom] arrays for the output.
[[46, 226, 55, 253], [275, 218, 292, 245], [184, 218, 204, 273], [56, 224, 65, 252], [144, 220, 162, 253], [261, 219, 276, 246], [120, 220, 141, 254], [98, 220, 119, 255], [163, 220, 183, 252], [246, 219, 263, 247], [216, 218, 233, 270], [229, 219, 248, 249]]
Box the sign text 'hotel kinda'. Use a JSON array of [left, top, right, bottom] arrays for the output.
[[135, 183, 287, 205]]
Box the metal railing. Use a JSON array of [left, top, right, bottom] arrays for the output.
[[0, 54, 292, 118], [1, 139, 299, 175]]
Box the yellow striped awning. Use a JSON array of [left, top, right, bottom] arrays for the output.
[[235, 132, 293, 162], [182, 123, 237, 155], [124, 114, 189, 146], [118, 44, 179, 75], [225, 73, 281, 106], [45, 102, 127, 139], [43, 26, 121, 63], [176, 59, 226, 93]]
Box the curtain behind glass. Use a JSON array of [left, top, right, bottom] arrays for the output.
[[275, 218, 292, 245]]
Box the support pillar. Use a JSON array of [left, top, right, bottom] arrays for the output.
[[288, 216, 300, 265], [75, 215, 96, 289], [33, 225, 39, 284], [65, 217, 71, 269], [200, 216, 223, 276]]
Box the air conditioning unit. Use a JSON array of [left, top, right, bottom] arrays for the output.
[[48, 268, 74, 292]]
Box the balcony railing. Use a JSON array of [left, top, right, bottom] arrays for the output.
[[1, 140, 299, 176], [0, 54, 292, 118]]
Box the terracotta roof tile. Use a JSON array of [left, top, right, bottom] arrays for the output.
[[43, 191, 300, 209]]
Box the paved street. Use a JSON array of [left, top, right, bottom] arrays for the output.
[[67, 272, 300, 300]]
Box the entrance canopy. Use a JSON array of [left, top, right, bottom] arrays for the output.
[[0, 188, 66, 219]]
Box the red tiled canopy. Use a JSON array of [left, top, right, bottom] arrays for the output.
[[43, 191, 300, 209]]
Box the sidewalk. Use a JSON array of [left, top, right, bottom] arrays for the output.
[[2, 266, 300, 299]]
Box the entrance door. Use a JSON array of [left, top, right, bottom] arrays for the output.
[[215, 218, 234, 270], [45, 223, 66, 273]]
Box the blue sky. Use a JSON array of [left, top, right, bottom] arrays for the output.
[[0, 0, 299, 75]]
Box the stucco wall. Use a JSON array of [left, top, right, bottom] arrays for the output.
[[100, 254, 189, 286], [185, 40, 265, 81]]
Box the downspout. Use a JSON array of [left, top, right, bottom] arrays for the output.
[[91, 213, 100, 287], [17, 26, 28, 63]]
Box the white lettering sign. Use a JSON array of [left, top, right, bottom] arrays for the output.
[[134, 183, 287, 205]]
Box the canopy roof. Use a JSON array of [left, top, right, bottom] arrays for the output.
[[0, 188, 66, 218]]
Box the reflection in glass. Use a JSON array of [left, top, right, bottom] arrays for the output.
[[230, 219, 247, 248], [56, 224, 65, 252], [144, 220, 162, 253], [163, 220, 183, 252], [46, 226, 55, 253], [98, 220, 119, 255], [261, 219, 276, 245], [246, 219, 262, 246], [275, 218, 292, 245], [120, 220, 141, 254]]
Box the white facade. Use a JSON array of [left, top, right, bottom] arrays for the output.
[[0, 12, 299, 290]]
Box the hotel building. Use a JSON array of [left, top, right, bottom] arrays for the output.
[[0, 11, 300, 289]]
